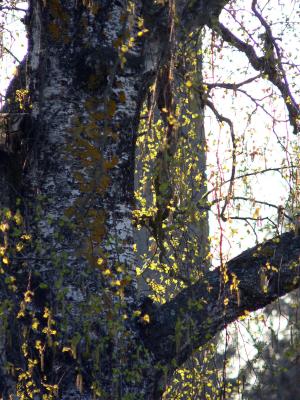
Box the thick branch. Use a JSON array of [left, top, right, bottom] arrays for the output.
[[141, 231, 300, 372], [143, 0, 230, 45], [177, 0, 229, 33]]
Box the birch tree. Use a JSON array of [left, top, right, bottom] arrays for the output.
[[0, 0, 300, 399]]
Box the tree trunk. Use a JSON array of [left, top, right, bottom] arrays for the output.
[[1, 1, 159, 398]]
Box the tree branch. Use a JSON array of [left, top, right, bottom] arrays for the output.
[[143, 0, 230, 43], [2, 46, 21, 64], [207, 19, 300, 133], [0, 6, 27, 12], [141, 231, 300, 373], [205, 99, 236, 221], [204, 73, 262, 90]]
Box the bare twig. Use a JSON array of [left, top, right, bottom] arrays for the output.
[[204, 165, 297, 200], [3, 46, 21, 64], [207, 17, 300, 133], [205, 99, 236, 221], [0, 6, 26, 12], [204, 74, 262, 91]]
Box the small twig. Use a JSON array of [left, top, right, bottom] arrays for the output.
[[229, 215, 277, 229], [209, 195, 292, 221], [204, 165, 298, 200], [245, 219, 259, 244], [205, 99, 236, 222], [3, 46, 21, 64], [204, 74, 262, 91], [0, 6, 27, 12]]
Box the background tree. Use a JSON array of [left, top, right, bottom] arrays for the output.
[[0, 0, 300, 399]]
